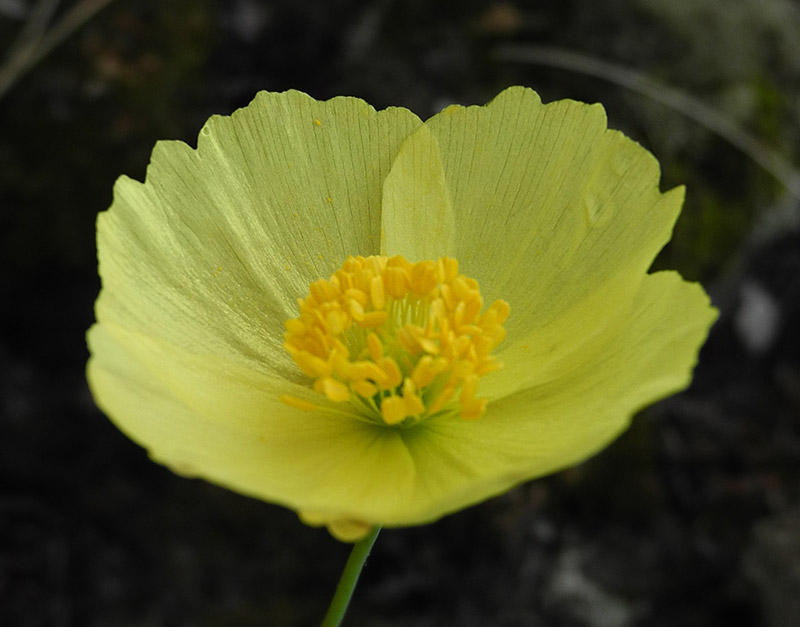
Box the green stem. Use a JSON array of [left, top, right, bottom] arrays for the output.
[[321, 526, 381, 627]]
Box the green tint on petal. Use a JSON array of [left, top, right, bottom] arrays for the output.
[[381, 125, 455, 259], [95, 91, 421, 382], [88, 321, 419, 524], [386, 86, 685, 398], [392, 272, 718, 524]]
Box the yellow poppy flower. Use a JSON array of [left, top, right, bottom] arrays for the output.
[[87, 86, 717, 542]]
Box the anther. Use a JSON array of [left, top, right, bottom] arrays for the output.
[[283, 254, 509, 426]]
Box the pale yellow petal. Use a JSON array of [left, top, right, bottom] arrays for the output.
[[380, 272, 717, 524], [95, 90, 421, 383], [87, 321, 418, 525], [384, 86, 685, 397], [380, 125, 455, 259]]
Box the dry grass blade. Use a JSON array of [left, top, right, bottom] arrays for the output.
[[0, 0, 116, 100]]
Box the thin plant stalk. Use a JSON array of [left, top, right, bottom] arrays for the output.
[[321, 527, 381, 627]]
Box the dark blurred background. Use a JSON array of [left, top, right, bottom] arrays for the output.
[[2, 1, 799, 625]]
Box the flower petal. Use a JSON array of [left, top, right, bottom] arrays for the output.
[[387, 271, 717, 524], [95, 90, 421, 381], [384, 86, 685, 397], [87, 321, 421, 526], [381, 125, 455, 258]]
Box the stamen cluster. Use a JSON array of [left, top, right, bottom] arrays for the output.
[[282, 255, 509, 426]]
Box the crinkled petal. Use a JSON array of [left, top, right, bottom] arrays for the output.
[[382, 86, 684, 398], [383, 272, 718, 524], [88, 322, 420, 525], [95, 90, 421, 382]]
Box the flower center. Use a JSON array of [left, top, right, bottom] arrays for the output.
[[281, 255, 509, 426]]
